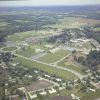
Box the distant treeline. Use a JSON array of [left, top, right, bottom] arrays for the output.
[[0, 5, 100, 42], [82, 27, 100, 43], [74, 50, 100, 70]]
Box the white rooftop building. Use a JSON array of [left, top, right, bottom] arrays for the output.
[[40, 91, 47, 95], [49, 88, 56, 94], [50, 47, 60, 53], [56, 78, 62, 82], [29, 93, 37, 99], [35, 49, 44, 53]]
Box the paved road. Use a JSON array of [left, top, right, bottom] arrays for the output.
[[31, 53, 48, 60], [52, 53, 71, 65], [14, 53, 85, 79], [0, 46, 86, 79], [0, 44, 86, 79]]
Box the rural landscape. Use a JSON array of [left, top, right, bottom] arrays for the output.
[[0, 4, 100, 100]]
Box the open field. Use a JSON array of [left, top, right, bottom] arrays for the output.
[[6, 30, 38, 42], [62, 17, 100, 25], [39, 49, 70, 64], [6, 30, 56, 42], [16, 43, 46, 57], [13, 56, 77, 80], [17, 47, 36, 57], [25, 79, 54, 92], [58, 58, 84, 75], [47, 17, 100, 29]]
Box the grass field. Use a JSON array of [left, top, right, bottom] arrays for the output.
[[16, 44, 45, 57], [13, 56, 77, 80], [17, 47, 36, 57], [39, 49, 70, 64]]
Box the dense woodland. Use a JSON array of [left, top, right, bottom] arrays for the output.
[[82, 26, 100, 43], [74, 50, 100, 70]]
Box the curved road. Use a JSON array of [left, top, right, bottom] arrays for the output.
[[14, 53, 85, 79]]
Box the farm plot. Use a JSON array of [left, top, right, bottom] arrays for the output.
[[38, 49, 70, 64], [49, 17, 100, 29]]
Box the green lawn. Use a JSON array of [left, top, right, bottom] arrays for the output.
[[39, 49, 70, 63], [16, 47, 36, 57], [13, 56, 77, 80]]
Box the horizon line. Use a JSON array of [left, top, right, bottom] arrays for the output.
[[0, 4, 100, 7]]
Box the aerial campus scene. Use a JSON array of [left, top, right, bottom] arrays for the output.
[[0, 0, 100, 100]]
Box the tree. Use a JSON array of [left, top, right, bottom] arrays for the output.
[[36, 91, 44, 100], [0, 87, 5, 100]]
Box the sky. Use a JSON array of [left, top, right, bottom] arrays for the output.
[[0, 0, 100, 6]]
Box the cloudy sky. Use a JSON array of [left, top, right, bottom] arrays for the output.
[[0, 0, 100, 6]]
